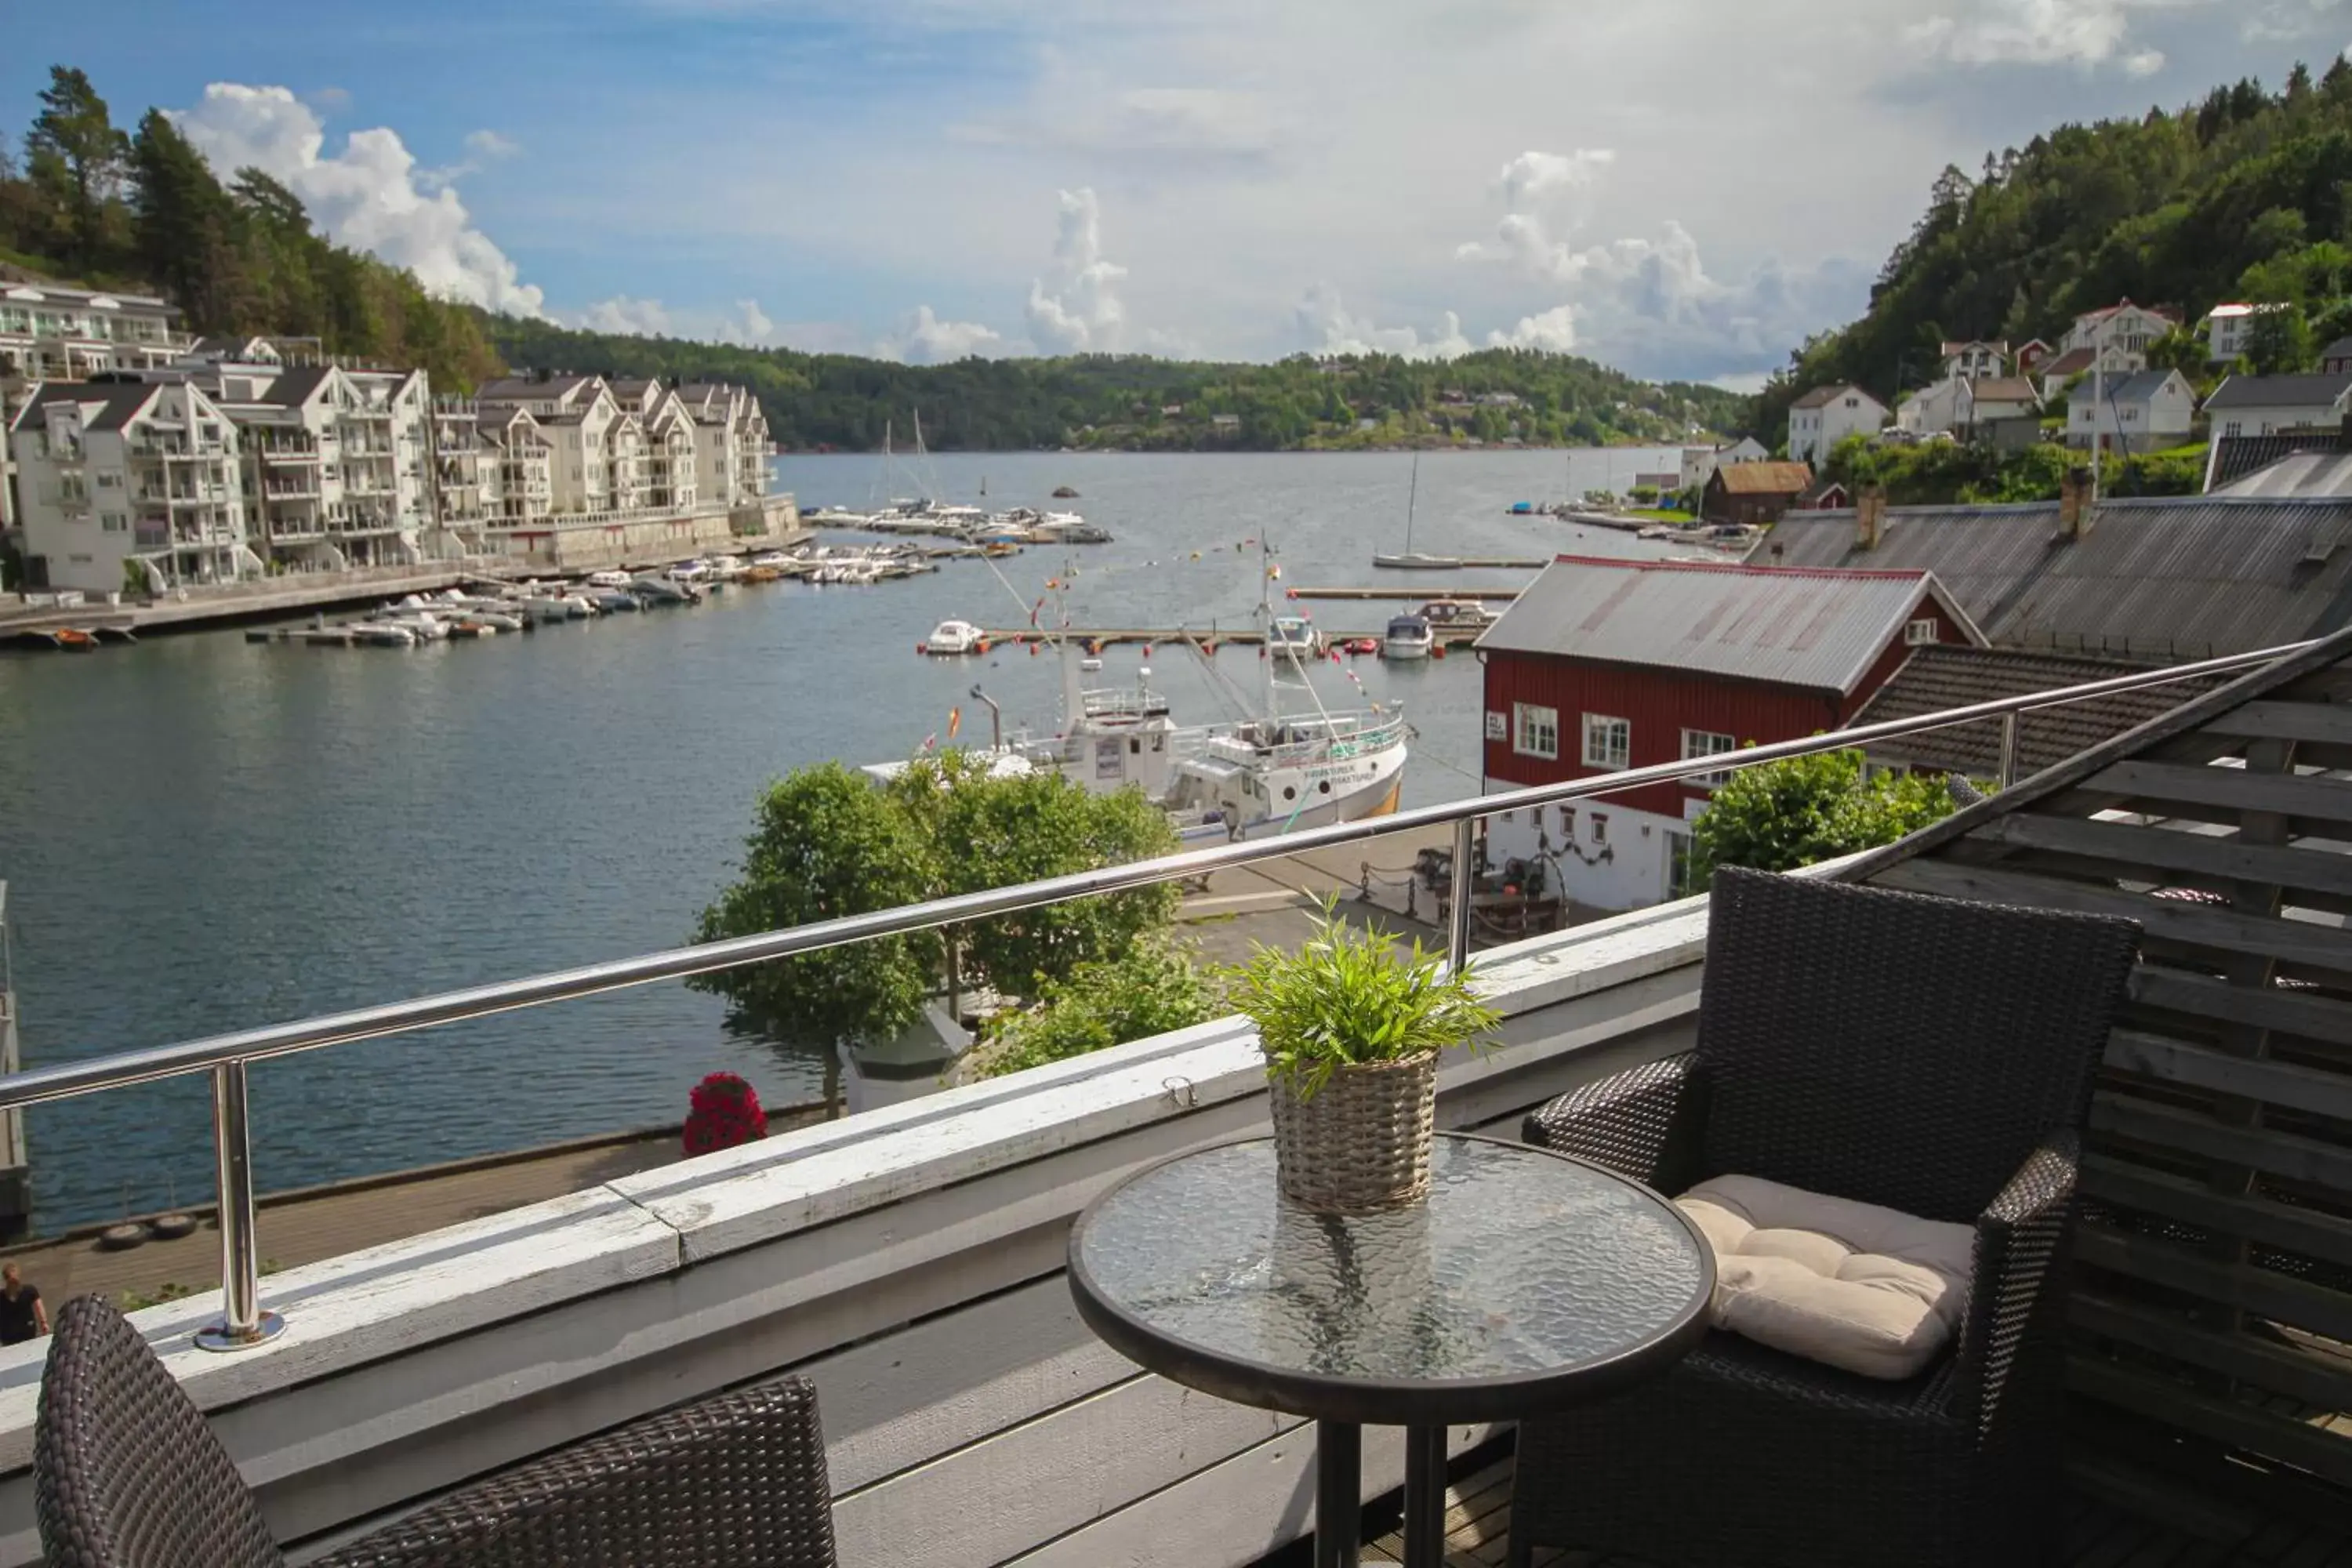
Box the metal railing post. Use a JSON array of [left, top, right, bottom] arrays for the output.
[[1998, 712, 2021, 790], [196, 1058, 284, 1351], [1447, 815, 1477, 973]]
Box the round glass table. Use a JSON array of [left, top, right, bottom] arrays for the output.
[[1067, 1133, 1714, 1568]]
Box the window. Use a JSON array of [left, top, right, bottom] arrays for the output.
[[1590, 812, 1610, 844], [1512, 702, 1559, 760], [1681, 728, 1737, 786], [2223, 420, 2241, 438], [96, 470, 118, 488], [1582, 713, 1631, 769], [1905, 617, 1939, 646], [1666, 829, 1696, 898], [100, 512, 126, 532]]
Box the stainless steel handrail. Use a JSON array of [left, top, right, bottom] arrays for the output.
[[6, 636, 2309, 1348]]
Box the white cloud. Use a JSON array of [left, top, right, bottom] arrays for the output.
[[1026, 187, 1128, 353], [1488, 305, 1579, 353], [1294, 284, 1472, 361], [1908, 0, 2163, 70], [580, 295, 671, 335], [879, 305, 1005, 363], [172, 83, 547, 317], [724, 299, 775, 344], [464, 129, 522, 160], [1497, 149, 1616, 209]]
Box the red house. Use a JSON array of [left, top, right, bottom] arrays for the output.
[[1474, 556, 1983, 910]]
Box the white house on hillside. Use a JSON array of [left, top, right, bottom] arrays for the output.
[[1939, 340, 2006, 381], [2205, 303, 2288, 365], [1679, 437, 1769, 492], [2201, 372, 2352, 438], [1787, 384, 1888, 464], [2062, 299, 2177, 367], [2067, 368, 2195, 452]]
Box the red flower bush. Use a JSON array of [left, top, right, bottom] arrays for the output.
[[684, 1072, 768, 1156]]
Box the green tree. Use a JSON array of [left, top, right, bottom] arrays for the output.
[[129, 111, 249, 332], [1690, 749, 1961, 884], [688, 764, 938, 1050], [2247, 302, 2316, 372], [690, 753, 1181, 1051], [26, 66, 128, 270], [967, 942, 1217, 1079]]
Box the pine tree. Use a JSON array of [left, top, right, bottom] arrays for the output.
[[129, 111, 249, 332], [25, 67, 129, 270]]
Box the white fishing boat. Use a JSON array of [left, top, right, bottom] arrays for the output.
[[866, 540, 1408, 842], [1382, 613, 1435, 661], [922, 620, 987, 655], [1371, 456, 1464, 569]]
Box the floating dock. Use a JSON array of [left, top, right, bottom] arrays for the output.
[[1371, 556, 1550, 571], [1287, 586, 1527, 602], [976, 627, 1483, 650]]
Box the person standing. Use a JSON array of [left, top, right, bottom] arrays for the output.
[[0, 1262, 47, 1345]]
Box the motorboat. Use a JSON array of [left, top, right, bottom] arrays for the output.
[[585, 569, 633, 590], [347, 621, 418, 648], [1382, 615, 1435, 660], [630, 575, 694, 605], [749, 551, 793, 569], [668, 559, 710, 583], [376, 606, 451, 641], [1265, 615, 1326, 660], [921, 620, 988, 655], [588, 589, 640, 614], [703, 554, 746, 581], [463, 606, 526, 632], [1417, 597, 1502, 630]]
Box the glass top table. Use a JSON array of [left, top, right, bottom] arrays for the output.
[[1067, 1133, 1713, 1568]]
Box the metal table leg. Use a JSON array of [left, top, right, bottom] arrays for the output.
[[1315, 1418, 1362, 1568], [1403, 1425, 1447, 1567]]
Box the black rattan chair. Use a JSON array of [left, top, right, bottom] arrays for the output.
[[35, 1295, 839, 1568], [1510, 866, 2138, 1568]]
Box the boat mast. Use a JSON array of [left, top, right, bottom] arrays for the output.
[[1404, 453, 1419, 556]]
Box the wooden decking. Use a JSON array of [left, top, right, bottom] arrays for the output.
[[1264, 1454, 2352, 1566]]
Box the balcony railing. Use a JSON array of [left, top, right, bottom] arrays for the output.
[[0, 638, 2304, 1363]]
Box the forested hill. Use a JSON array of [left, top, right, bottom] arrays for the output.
[[479, 317, 1748, 452], [1, 67, 502, 390], [1756, 64, 2352, 444]]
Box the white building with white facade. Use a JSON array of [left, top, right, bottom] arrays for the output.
[[217, 361, 437, 571], [1786, 384, 1888, 465], [2, 282, 189, 536], [8, 379, 252, 593], [1939, 339, 2007, 381], [2201, 372, 2352, 439], [1678, 437, 1769, 493], [2205, 303, 2288, 365], [2061, 299, 2177, 365], [2066, 368, 2197, 452]]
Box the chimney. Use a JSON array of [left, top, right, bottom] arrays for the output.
[[2058, 466, 2092, 539], [1855, 486, 1887, 550]]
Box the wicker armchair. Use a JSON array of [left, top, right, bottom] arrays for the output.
[[35, 1295, 839, 1568], [1511, 866, 2138, 1568]]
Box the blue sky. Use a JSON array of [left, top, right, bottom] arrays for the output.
[[7, 0, 2348, 385]]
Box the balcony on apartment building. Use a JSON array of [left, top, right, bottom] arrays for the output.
[[263, 477, 321, 499], [8, 638, 2352, 1568], [255, 437, 321, 463]]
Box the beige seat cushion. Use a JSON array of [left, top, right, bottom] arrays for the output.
[[1675, 1174, 1976, 1381]]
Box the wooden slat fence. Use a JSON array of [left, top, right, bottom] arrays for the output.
[[1851, 645, 2352, 1494]]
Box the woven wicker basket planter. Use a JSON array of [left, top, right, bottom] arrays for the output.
[[1269, 1050, 1439, 1214]]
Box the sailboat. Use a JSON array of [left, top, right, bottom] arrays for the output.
[[1372, 456, 1462, 569]]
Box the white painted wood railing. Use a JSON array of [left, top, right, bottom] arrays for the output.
[[0, 899, 1708, 1568]]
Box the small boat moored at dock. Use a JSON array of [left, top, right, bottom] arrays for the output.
[[1382, 614, 1435, 660], [921, 620, 989, 655], [1417, 597, 1503, 630]]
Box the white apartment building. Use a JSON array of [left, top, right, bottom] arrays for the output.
[[217, 361, 436, 570], [612, 379, 701, 510], [430, 398, 506, 538], [474, 376, 626, 515], [674, 381, 774, 506], [1786, 383, 1888, 464], [2, 282, 189, 535], [481, 407, 554, 522], [8, 379, 252, 593]]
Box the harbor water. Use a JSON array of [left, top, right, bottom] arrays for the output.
[[0, 448, 1687, 1232]]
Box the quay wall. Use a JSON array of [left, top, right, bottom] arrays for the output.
[[488, 498, 804, 572]]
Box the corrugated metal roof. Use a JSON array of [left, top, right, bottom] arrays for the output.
[[1758, 495, 2352, 659], [1474, 556, 1979, 693], [1716, 462, 1813, 495], [1849, 645, 2227, 776], [2210, 431, 2342, 488], [2215, 452, 2352, 499]]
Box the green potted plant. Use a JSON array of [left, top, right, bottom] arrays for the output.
[[1228, 902, 1501, 1214]]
